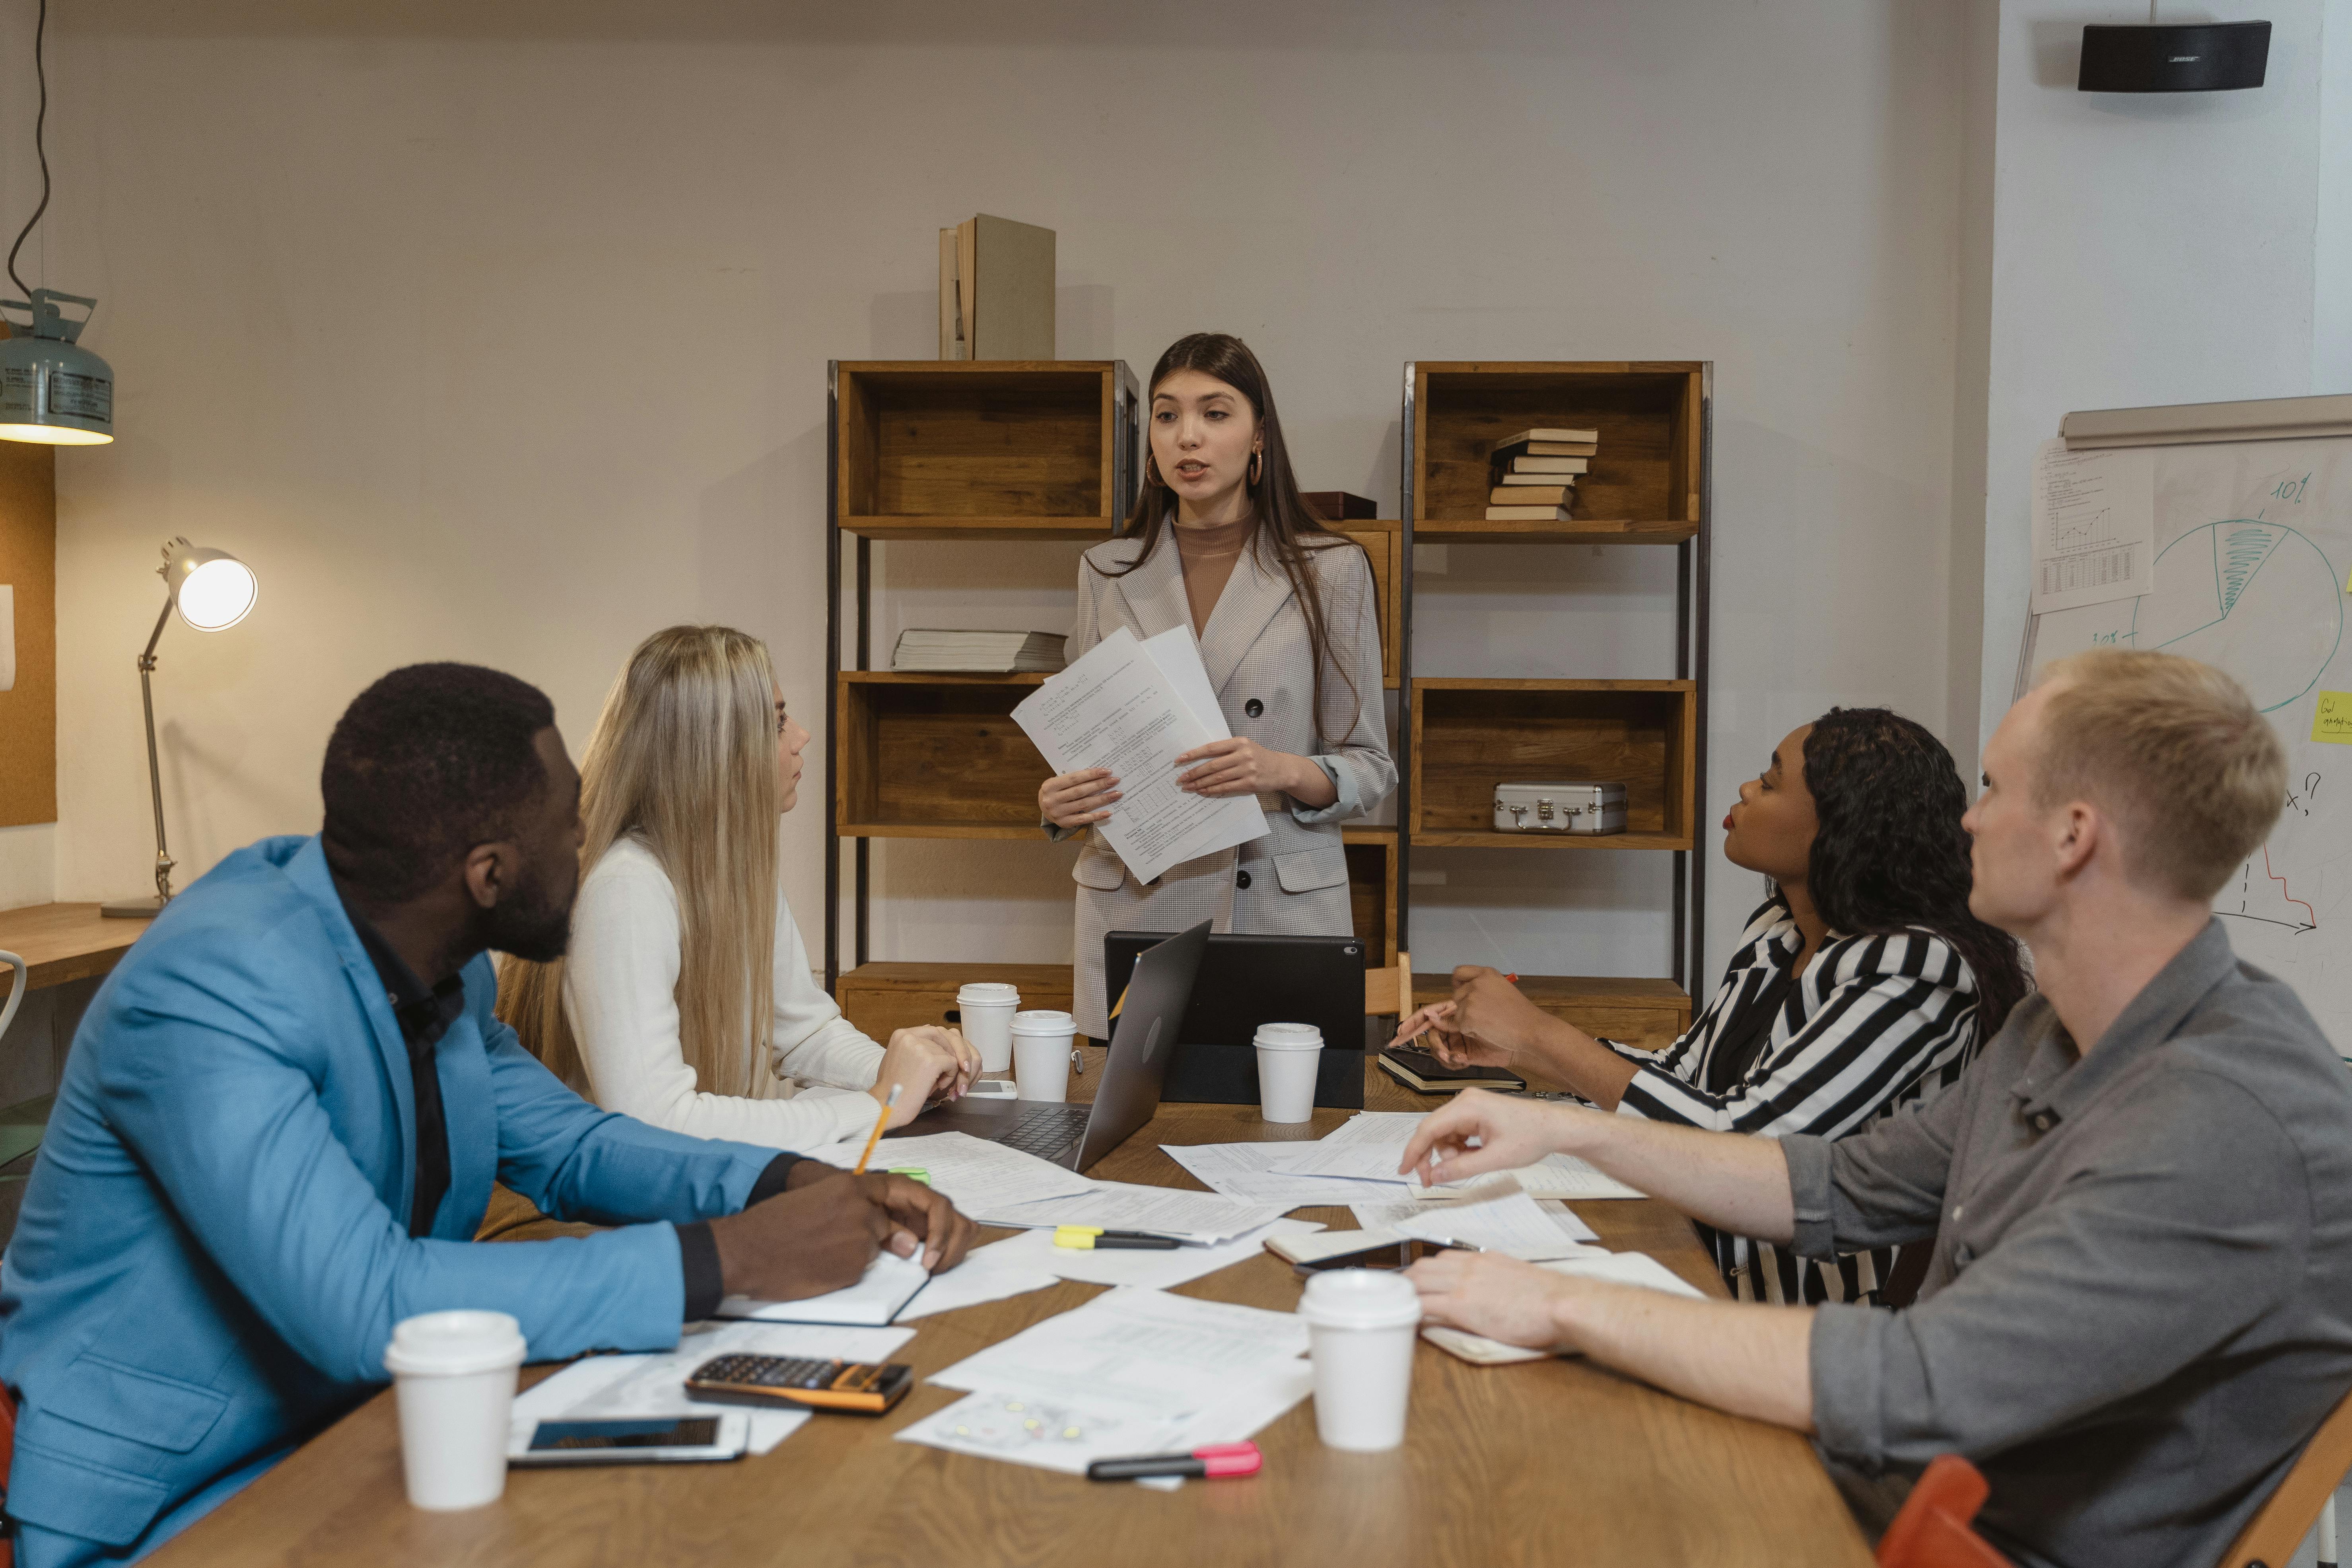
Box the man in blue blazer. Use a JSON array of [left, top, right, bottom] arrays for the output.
[[0, 663, 975, 1566]]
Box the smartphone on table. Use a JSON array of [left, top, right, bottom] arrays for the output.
[[508, 1414, 750, 1466]]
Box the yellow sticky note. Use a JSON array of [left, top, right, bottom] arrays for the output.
[[2314, 692, 2352, 745]]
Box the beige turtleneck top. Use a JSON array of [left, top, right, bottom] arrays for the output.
[[1172, 515, 1257, 637]]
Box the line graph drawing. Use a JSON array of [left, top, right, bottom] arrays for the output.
[[2129, 520, 2343, 712], [2227, 846, 2320, 934]]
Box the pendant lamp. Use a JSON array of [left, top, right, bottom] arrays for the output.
[[1, 0, 115, 446]]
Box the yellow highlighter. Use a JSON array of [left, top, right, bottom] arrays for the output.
[[1053, 1226, 1179, 1251], [886, 1167, 931, 1186]]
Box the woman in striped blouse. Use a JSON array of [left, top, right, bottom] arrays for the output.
[[1390, 707, 2028, 1305]]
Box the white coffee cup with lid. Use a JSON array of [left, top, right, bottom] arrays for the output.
[[956, 981, 1021, 1073], [1009, 1009, 1078, 1102], [382, 1310, 529, 1510], [1298, 1269, 1422, 1451], [1254, 1021, 1324, 1123]]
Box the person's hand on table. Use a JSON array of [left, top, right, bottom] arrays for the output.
[[1444, 966, 1557, 1062], [1385, 999, 1515, 1070], [710, 1168, 979, 1298], [1396, 1087, 1572, 1186], [1174, 737, 1310, 798], [1040, 767, 1120, 828], [1408, 1249, 1587, 1350], [873, 1025, 980, 1119]]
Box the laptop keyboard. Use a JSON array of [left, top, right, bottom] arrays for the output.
[[997, 1104, 1090, 1164]]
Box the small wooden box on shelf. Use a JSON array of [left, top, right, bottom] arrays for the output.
[[1409, 361, 1705, 544], [1410, 678, 1698, 851], [834, 672, 1052, 839], [834, 361, 1138, 540]]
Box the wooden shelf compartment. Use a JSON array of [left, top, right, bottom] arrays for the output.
[[1410, 361, 1705, 529], [1411, 973, 1693, 1058], [1412, 517, 1699, 546], [1329, 521, 1403, 689], [1343, 826, 1399, 968], [835, 962, 1077, 1041], [836, 672, 1054, 838], [836, 361, 1133, 539], [1410, 679, 1698, 850]]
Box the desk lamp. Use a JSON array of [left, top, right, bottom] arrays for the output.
[[101, 538, 258, 919]]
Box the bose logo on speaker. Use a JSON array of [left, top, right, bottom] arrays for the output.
[[2169, 54, 2199, 62]]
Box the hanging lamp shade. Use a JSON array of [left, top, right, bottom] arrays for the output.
[[0, 289, 113, 445]]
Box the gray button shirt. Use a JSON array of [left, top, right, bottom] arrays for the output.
[[1784, 920, 2352, 1568]]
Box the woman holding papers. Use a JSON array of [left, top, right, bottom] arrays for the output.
[[1390, 709, 2029, 1305], [1038, 334, 1394, 1039], [502, 625, 979, 1148]]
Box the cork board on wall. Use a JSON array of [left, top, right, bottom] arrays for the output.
[[0, 437, 58, 827]]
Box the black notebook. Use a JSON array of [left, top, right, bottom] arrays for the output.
[[1376, 1046, 1526, 1095]]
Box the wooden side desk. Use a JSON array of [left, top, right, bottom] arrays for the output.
[[149, 1058, 1873, 1568], [0, 902, 143, 999]]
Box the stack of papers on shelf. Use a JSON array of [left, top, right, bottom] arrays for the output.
[[1011, 626, 1267, 884], [511, 1321, 916, 1455], [807, 1130, 1096, 1211], [1348, 1184, 1598, 1257], [973, 1180, 1290, 1242], [896, 1288, 1314, 1475], [1160, 1141, 1412, 1207], [1419, 1251, 1707, 1366], [891, 628, 1067, 673]]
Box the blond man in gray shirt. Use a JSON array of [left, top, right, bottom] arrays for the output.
[[1402, 650, 2352, 1568]]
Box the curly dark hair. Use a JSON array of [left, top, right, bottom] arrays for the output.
[[1801, 708, 2030, 1038], [321, 663, 557, 902]]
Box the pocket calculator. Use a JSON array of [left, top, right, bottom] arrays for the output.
[[682, 1353, 916, 1416]]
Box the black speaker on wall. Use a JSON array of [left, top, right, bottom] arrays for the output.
[[2079, 21, 2270, 92]]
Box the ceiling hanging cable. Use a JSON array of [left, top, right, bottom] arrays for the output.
[[0, 0, 116, 446]]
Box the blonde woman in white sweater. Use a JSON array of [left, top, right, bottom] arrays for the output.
[[500, 625, 978, 1150]]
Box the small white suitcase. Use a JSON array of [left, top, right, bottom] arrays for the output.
[[1492, 781, 1627, 834]]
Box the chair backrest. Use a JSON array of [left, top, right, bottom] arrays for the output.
[[1878, 1455, 2010, 1568], [1363, 951, 1410, 1017], [2217, 1387, 2352, 1568]]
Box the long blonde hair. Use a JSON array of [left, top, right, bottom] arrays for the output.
[[500, 625, 782, 1097]]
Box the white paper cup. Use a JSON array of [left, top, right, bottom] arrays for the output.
[[382, 1310, 528, 1511], [1298, 1271, 1421, 1452], [1254, 1022, 1324, 1123], [1010, 1009, 1076, 1103], [956, 982, 1021, 1073]]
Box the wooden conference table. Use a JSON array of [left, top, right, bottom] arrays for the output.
[[152, 1055, 1874, 1568]]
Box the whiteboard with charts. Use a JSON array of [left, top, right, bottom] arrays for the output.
[[2021, 427, 2352, 1045]]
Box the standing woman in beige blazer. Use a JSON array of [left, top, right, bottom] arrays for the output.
[[1040, 333, 1395, 1038]]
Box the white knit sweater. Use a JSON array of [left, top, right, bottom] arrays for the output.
[[560, 836, 884, 1151]]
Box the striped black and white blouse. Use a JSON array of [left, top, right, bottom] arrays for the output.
[[1604, 894, 1984, 1305]]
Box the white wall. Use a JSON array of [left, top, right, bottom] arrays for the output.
[[3, 0, 1980, 987], [1975, 0, 2333, 750]]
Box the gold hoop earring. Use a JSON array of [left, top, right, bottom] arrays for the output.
[[1249, 451, 1263, 486], [1146, 453, 1162, 487]]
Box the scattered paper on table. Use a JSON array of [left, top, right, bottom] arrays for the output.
[[1273, 1111, 1429, 1181], [989, 1217, 1325, 1289], [1160, 1141, 1409, 1206], [898, 1288, 1314, 1474], [717, 1249, 934, 1326], [2029, 439, 2154, 614], [512, 1321, 915, 1455], [810, 1129, 1096, 1212], [1010, 626, 1266, 884], [974, 1180, 1289, 1242], [1349, 1185, 1598, 1256], [891, 1235, 1064, 1321], [1412, 1152, 1645, 1202]]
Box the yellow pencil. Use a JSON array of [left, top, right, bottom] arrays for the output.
[[852, 1084, 901, 1175]]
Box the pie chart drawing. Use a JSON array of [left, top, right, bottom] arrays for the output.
[[2132, 521, 2344, 713]]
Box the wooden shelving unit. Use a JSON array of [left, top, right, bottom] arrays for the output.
[[823, 362, 1401, 1034], [1400, 361, 1711, 1046]]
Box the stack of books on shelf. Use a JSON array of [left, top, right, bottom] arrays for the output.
[[1485, 427, 1599, 521], [890, 629, 1068, 673]]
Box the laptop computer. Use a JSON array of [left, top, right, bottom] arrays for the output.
[[883, 920, 1209, 1171]]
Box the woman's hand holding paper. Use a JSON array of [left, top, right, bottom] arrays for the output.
[[1174, 736, 1333, 804], [1040, 767, 1121, 828]]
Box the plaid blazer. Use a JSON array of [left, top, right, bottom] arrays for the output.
[[1055, 529, 1394, 1036]]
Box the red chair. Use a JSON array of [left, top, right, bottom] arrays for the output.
[[1877, 1455, 2010, 1568]]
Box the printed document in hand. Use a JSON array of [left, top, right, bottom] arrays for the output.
[[2029, 438, 2155, 613], [1011, 625, 1266, 884], [511, 1321, 915, 1455], [896, 1287, 1312, 1474], [809, 1129, 1095, 1212], [1419, 1251, 1707, 1366], [974, 1180, 1290, 1242]]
